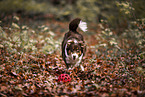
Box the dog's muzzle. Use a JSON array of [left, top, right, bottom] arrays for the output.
[[72, 53, 78, 60]]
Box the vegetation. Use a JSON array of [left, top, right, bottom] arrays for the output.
[[0, 0, 144, 96]]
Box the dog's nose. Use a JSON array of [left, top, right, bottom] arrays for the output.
[[73, 56, 76, 60]]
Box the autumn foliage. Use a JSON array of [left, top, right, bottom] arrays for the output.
[[0, 14, 145, 97]]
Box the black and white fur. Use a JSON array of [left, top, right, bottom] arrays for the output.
[[62, 18, 87, 71]]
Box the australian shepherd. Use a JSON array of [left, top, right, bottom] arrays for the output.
[[62, 18, 87, 71]]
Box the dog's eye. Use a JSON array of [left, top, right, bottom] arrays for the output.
[[68, 50, 71, 55], [79, 51, 81, 54], [73, 47, 75, 50]]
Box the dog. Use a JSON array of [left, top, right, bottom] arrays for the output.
[[62, 18, 87, 71]]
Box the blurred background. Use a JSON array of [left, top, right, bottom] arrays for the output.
[[0, 0, 145, 32], [0, 0, 144, 54]]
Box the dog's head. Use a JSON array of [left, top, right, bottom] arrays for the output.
[[65, 39, 83, 61]]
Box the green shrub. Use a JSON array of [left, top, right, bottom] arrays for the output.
[[0, 16, 60, 55]]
